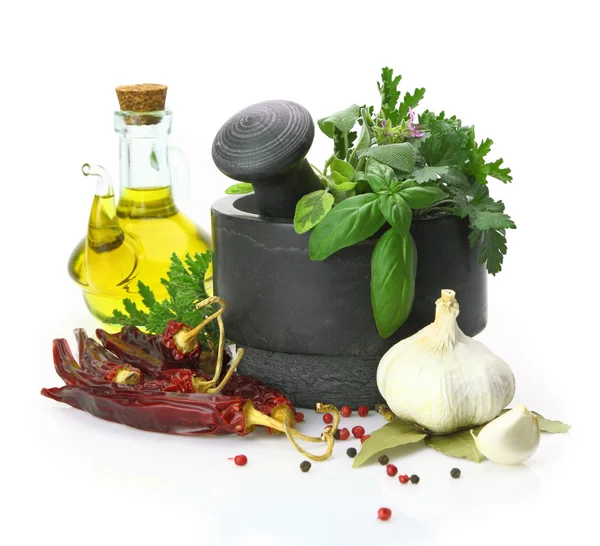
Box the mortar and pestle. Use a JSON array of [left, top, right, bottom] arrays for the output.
[[211, 100, 487, 409]]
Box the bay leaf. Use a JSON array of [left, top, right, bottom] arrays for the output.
[[425, 427, 485, 463], [353, 419, 427, 468], [532, 412, 570, 433]]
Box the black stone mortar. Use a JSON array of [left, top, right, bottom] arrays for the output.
[[211, 99, 487, 409]]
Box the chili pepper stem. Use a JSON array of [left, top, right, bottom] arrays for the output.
[[172, 296, 227, 354], [243, 402, 335, 461], [315, 403, 340, 436]]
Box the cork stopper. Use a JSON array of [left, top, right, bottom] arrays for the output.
[[116, 84, 167, 112]]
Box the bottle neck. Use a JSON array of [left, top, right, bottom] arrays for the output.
[[115, 110, 173, 190]]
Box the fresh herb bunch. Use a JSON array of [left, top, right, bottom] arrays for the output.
[[300, 68, 515, 338], [107, 251, 217, 343]]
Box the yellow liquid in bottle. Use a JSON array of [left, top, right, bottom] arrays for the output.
[[68, 186, 211, 322]]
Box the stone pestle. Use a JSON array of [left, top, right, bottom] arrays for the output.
[[212, 100, 323, 218]]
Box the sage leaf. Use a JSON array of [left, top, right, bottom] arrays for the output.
[[293, 190, 334, 234], [399, 185, 447, 209], [356, 143, 417, 173], [353, 418, 427, 468], [329, 171, 357, 191], [225, 183, 254, 195], [330, 158, 355, 180], [532, 412, 570, 433], [318, 105, 360, 138], [378, 193, 412, 235], [365, 158, 397, 194], [425, 427, 486, 463], [371, 229, 417, 337], [309, 194, 385, 260]]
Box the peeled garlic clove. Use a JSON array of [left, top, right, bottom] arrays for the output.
[[473, 405, 540, 465]]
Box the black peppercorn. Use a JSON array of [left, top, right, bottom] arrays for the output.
[[334, 429, 341, 440], [346, 447, 357, 458], [300, 461, 311, 472], [450, 468, 461, 479], [410, 474, 420, 484], [378, 454, 390, 465]]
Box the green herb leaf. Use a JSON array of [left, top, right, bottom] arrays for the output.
[[225, 183, 254, 195], [329, 172, 357, 191], [150, 149, 160, 171], [377, 67, 402, 114], [356, 143, 417, 172], [330, 158, 355, 180], [399, 185, 447, 209], [353, 418, 427, 468], [371, 229, 417, 337], [470, 228, 507, 275], [398, 87, 426, 120], [122, 299, 149, 326], [533, 412, 571, 433], [309, 194, 385, 260], [318, 105, 360, 138], [419, 131, 469, 167], [293, 190, 335, 234], [138, 281, 157, 310], [412, 165, 449, 183], [365, 158, 397, 193], [378, 193, 412, 235], [424, 427, 486, 463]]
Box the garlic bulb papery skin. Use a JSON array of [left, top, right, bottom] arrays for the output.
[[377, 289, 515, 434], [474, 405, 540, 464]]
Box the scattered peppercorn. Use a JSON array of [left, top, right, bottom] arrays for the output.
[[233, 454, 247, 466], [378, 507, 392, 521], [340, 405, 352, 418], [351, 425, 365, 439], [399, 474, 409, 484], [323, 413, 333, 424], [360, 434, 371, 444], [378, 454, 390, 465], [295, 412, 304, 423], [357, 405, 369, 417], [451, 468, 461, 479], [346, 447, 357, 458], [333, 429, 341, 440], [386, 464, 398, 477], [339, 428, 350, 441], [300, 461, 311, 472], [410, 474, 420, 484]]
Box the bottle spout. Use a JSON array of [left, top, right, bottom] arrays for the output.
[[82, 163, 114, 197]]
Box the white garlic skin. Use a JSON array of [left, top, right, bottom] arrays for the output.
[[474, 405, 540, 465], [377, 289, 515, 434]]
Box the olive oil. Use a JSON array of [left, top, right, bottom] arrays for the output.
[[68, 185, 211, 321]]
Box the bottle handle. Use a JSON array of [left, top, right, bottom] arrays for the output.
[[168, 145, 190, 207]]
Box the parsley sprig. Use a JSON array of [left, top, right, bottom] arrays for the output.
[[107, 251, 217, 342]]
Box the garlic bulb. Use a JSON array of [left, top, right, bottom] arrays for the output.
[[377, 289, 515, 434], [473, 405, 540, 464]]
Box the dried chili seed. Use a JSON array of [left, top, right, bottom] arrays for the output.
[[378, 507, 392, 521], [351, 425, 365, 439], [378, 454, 389, 465], [300, 461, 311, 472], [360, 434, 371, 444], [323, 413, 333, 424], [233, 455, 247, 466], [357, 405, 369, 417], [451, 468, 461, 479], [295, 412, 304, 423], [399, 474, 409, 484], [340, 405, 352, 418], [410, 474, 420, 484], [339, 428, 350, 441], [386, 464, 398, 477], [346, 447, 357, 458]]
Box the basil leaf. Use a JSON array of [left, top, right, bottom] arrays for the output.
[[365, 158, 397, 193], [399, 185, 447, 209], [353, 418, 427, 468], [356, 143, 417, 173], [425, 427, 486, 463], [293, 190, 335, 234], [225, 183, 254, 195], [330, 158, 355, 180], [378, 193, 412, 235], [371, 229, 417, 337], [318, 105, 360, 138], [309, 194, 385, 260]]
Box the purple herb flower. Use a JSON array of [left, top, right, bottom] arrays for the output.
[[407, 107, 425, 138]]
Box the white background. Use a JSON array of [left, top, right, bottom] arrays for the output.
[[1, 1, 598, 544]]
